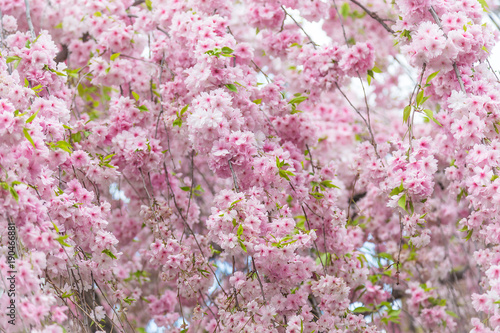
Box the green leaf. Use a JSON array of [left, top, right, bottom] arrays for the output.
[[321, 180, 340, 189], [477, 0, 489, 11], [225, 84, 237, 92], [61, 292, 74, 298], [104, 153, 115, 161], [221, 47, 233, 54], [426, 71, 440, 84], [423, 109, 442, 126], [180, 105, 189, 115], [253, 99, 262, 104], [390, 186, 403, 196], [9, 186, 19, 202], [352, 306, 370, 313], [446, 310, 459, 318], [278, 169, 291, 181], [309, 192, 324, 199], [52, 221, 60, 233], [372, 66, 382, 73], [131, 91, 139, 101], [398, 194, 407, 211], [173, 118, 182, 127], [110, 52, 120, 61], [340, 3, 350, 17], [145, 0, 152, 10], [26, 109, 39, 124], [23, 128, 36, 148], [229, 199, 242, 210], [6, 56, 21, 64], [102, 249, 117, 259], [55, 140, 73, 153], [378, 252, 393, 260], [465, 229, 473, 241], [180, 186, 190, 191], [416, 90, 424, 106], [289, 96, 308, 105], [56, 235, 71, 247], [238, 239, 247, 252], [403, 105, 411, 123], [237, 224, 243, 236], [124, 297, 135, 305], [138, 105, 149, 112], [54, 22, 63, 29]]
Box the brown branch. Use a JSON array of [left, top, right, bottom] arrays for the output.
[[350, 0, 395, 34]]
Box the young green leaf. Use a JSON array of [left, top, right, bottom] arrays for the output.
[[23, 128, 36, 148], [403, 105, 411, 123], [225, 84, 237, 92], [9, 186, 19, 202], [352, 306, 370, 313], [398, 194, 407, 211], [426, 71, 440, 84], [56, 235, 71, 247], [423, 109, 442, 126], [102, 249, 117, 259], [131, 91, 140, 101], [26, 109, 39, 124], [110, 52, 120, 61], [289, 96, 308, 105], [416, 90, 424, 106]]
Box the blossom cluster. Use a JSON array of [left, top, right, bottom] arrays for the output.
[[1, 0, 500, 332]]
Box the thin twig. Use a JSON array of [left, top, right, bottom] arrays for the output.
[[397, 212, 403, 285], [335, 82, 382, 161], [281, 6, 317, 49], [155, 54, 165, 139], [350, 0, 396, 34], [251, 258, 267, 304], [24, 0, 35, 38], [301, 205, 327, 274], [305, 144, 316, 174], [332, 0, 349, 44], [228, 159, 240, 192], [163, 162, 229, 296]]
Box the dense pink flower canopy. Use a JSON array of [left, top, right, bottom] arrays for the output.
[[1, 0, 500, 332]]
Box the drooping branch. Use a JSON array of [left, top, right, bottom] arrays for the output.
[[350, 0, 396, 34]]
